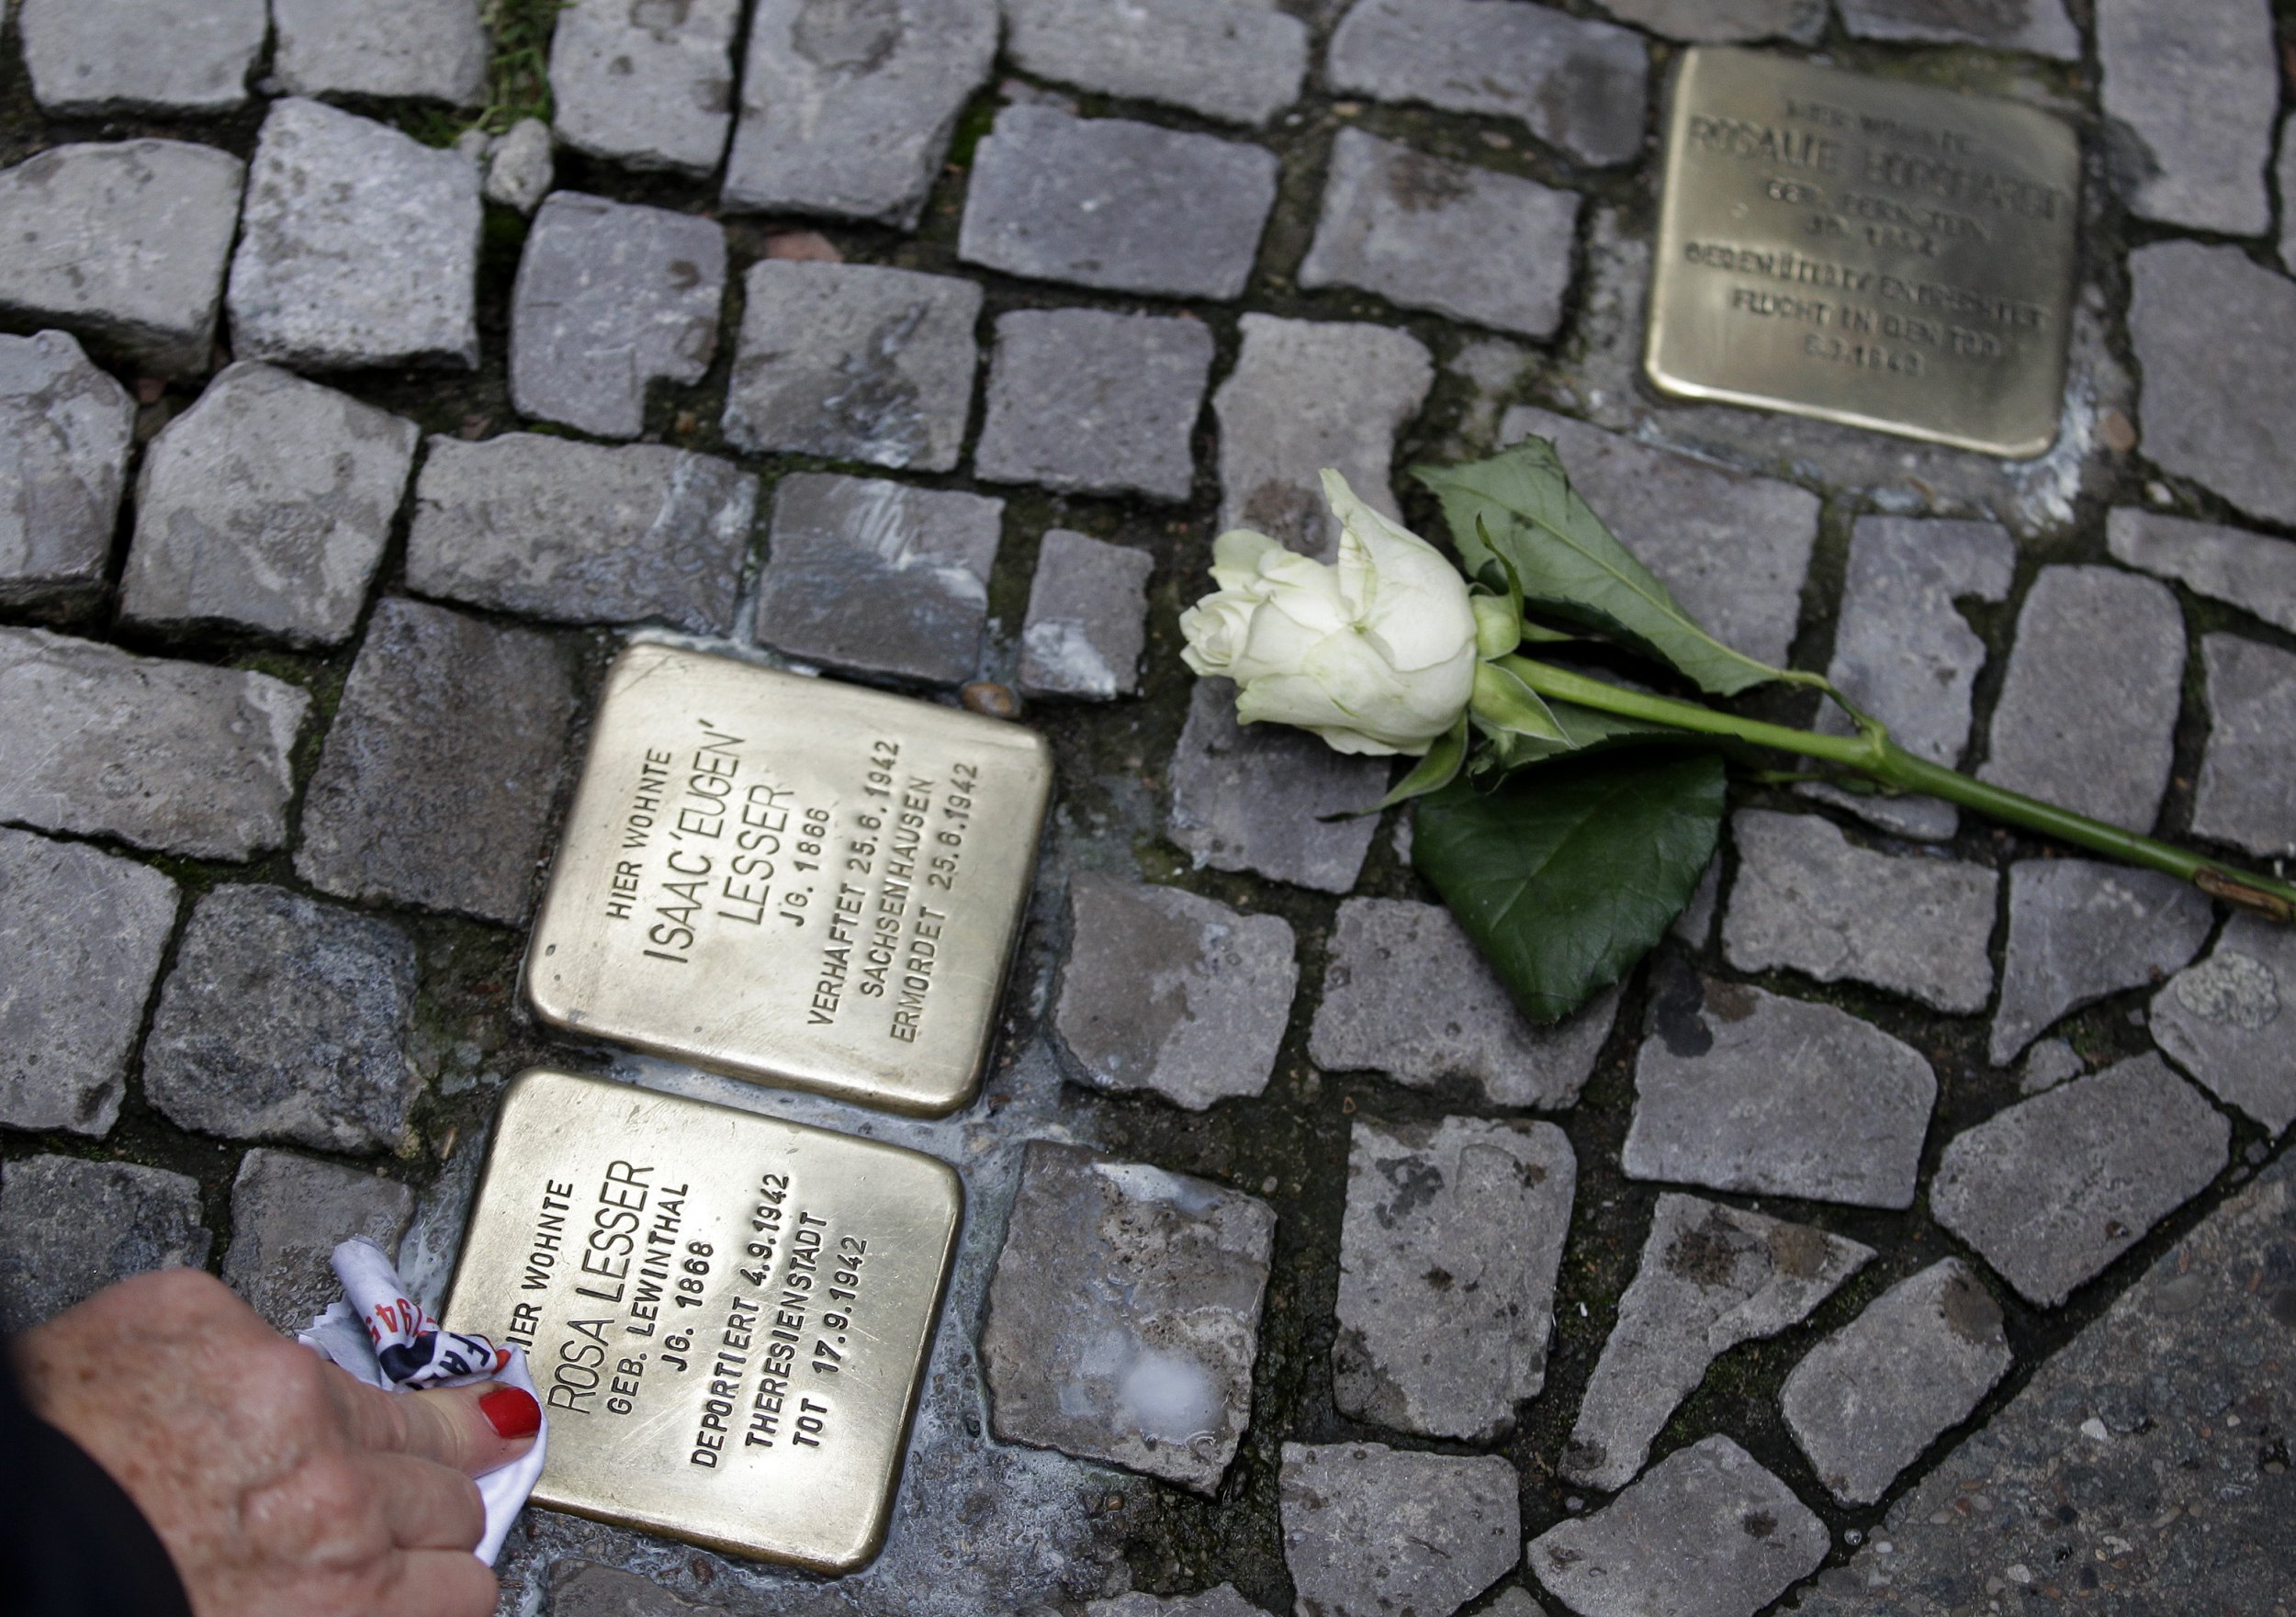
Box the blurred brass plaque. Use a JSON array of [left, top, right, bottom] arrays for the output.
[[527, 644, 1053, 1116], [447, 1069, 962, 1571], [1648, 49, 2079, 457]]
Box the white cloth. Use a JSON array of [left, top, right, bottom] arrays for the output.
[[298, 1238, 546, 1565]]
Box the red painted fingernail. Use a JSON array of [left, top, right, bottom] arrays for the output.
[[479, 1386, 541, 1441]]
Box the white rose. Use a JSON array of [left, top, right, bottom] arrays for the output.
[[1178, 470, 1477, 756]]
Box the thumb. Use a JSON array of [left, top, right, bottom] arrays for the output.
[[347, 1373, 543, 1478]]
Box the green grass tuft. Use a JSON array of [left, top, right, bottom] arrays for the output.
[[399, 0, 567, 146], [473, 0, 567, 135]]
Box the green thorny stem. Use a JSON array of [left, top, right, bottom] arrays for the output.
[[1500, 656, 2296, 924]]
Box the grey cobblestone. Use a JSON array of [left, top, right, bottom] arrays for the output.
[[984, 1140, 1274, 1493], [296, 597, 579, 925], [1310, 897, 1620, 1108], [407, 434, 754, 634], [2107, 507, 2296, 635], [2098, 0, 2276, 233], [1166, 679, 1386, 893], [976, 309, 1212, 501], [0, 330, 133, 610], [2192, 634, 2296, 859], [17, 0, 264, 114], [1722, 810, 1998, 1014], [0, 1157, 212, 1331], [0, 140, 243, 376], [1931, 1053, 2228, 1308], [221, 1150, 415, 1331], [1482, 1594, 1548, 1617], [228, 99, 482, 373], [721, 262, 980, 473], [142, 883, 419, 1153], [1672, 855, 1720, 948], [1593, 0, 1823, 42], [1215, 314, 1434, 558], [2019, 1036, 2084, 1095], [2129, 241, 2296, 526], [1625, 970, 1936, 1208], [1977, 566, 2183, 836], [1328, 0, 1649, 168], [1839, 0, 2079, 58], [1781, 1259, 2013, 1506], [1280, 1442, 1520, 1617], [0, 627, 307, 859], [511, 194, 725, 441], [1446, 335, 1533, 448], [1805, 515, 2015, 840], [0, 826, 175, 1138], [272, 0, 489, 105], [548, 0, 739, 174], [1502, 408, 1817, 669], [1052, 874, 1297, 1111], [1535, 1436, 1828, 1617], [1987, 859, 2214, 1065], [1785, 1157, 2295, 1617], [2284, 111, 2296, 273], [2150, 914, 2296, 1134], [480, 118, 554, 215], [1300, 129, 1581, 339], [1004, 0, 1308, 125], [960, 105, 1278, 300], [546, 1563, 727, 1616], [755, 474, 1002, 686], [1017, 530, 1155, 702], [1334, 1115, 1575, 1441], [120, 362, 418, 646], [723, 0, 996, 228], [1564, 1193, 1872, 1493]]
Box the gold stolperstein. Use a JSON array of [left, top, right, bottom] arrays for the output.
[[525, 642, 1054, 1117], [446, 1069, 962, 1571], [1647, 48, 2080, 458]]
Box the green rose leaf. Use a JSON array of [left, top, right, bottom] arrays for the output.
[[1414, 440, 1792, 698], [1413, 748, 1727, 1022]]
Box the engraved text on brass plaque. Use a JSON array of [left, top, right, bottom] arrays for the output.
[[446, 1069, 963, 1571], [526, 645, 1054, 1116], [1647, 48, 2080, 458]]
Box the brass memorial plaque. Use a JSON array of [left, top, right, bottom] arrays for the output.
[[446, 1068, 963, 1570], [1647, 49, 2080, 457], [526, 644, 1054, 1116]]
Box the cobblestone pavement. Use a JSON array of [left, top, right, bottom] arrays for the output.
[[1, 4, 2292, 1615]]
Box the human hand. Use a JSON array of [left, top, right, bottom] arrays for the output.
[[15, 1267, 541, 1617]]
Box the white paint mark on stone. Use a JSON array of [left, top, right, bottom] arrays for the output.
[[2172, 949, 2279, 1028]]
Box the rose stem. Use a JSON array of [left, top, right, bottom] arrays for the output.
[[1503, 656, 2296, 922]]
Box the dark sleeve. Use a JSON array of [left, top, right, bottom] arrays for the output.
[[0, 1341, 195, 1617]]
